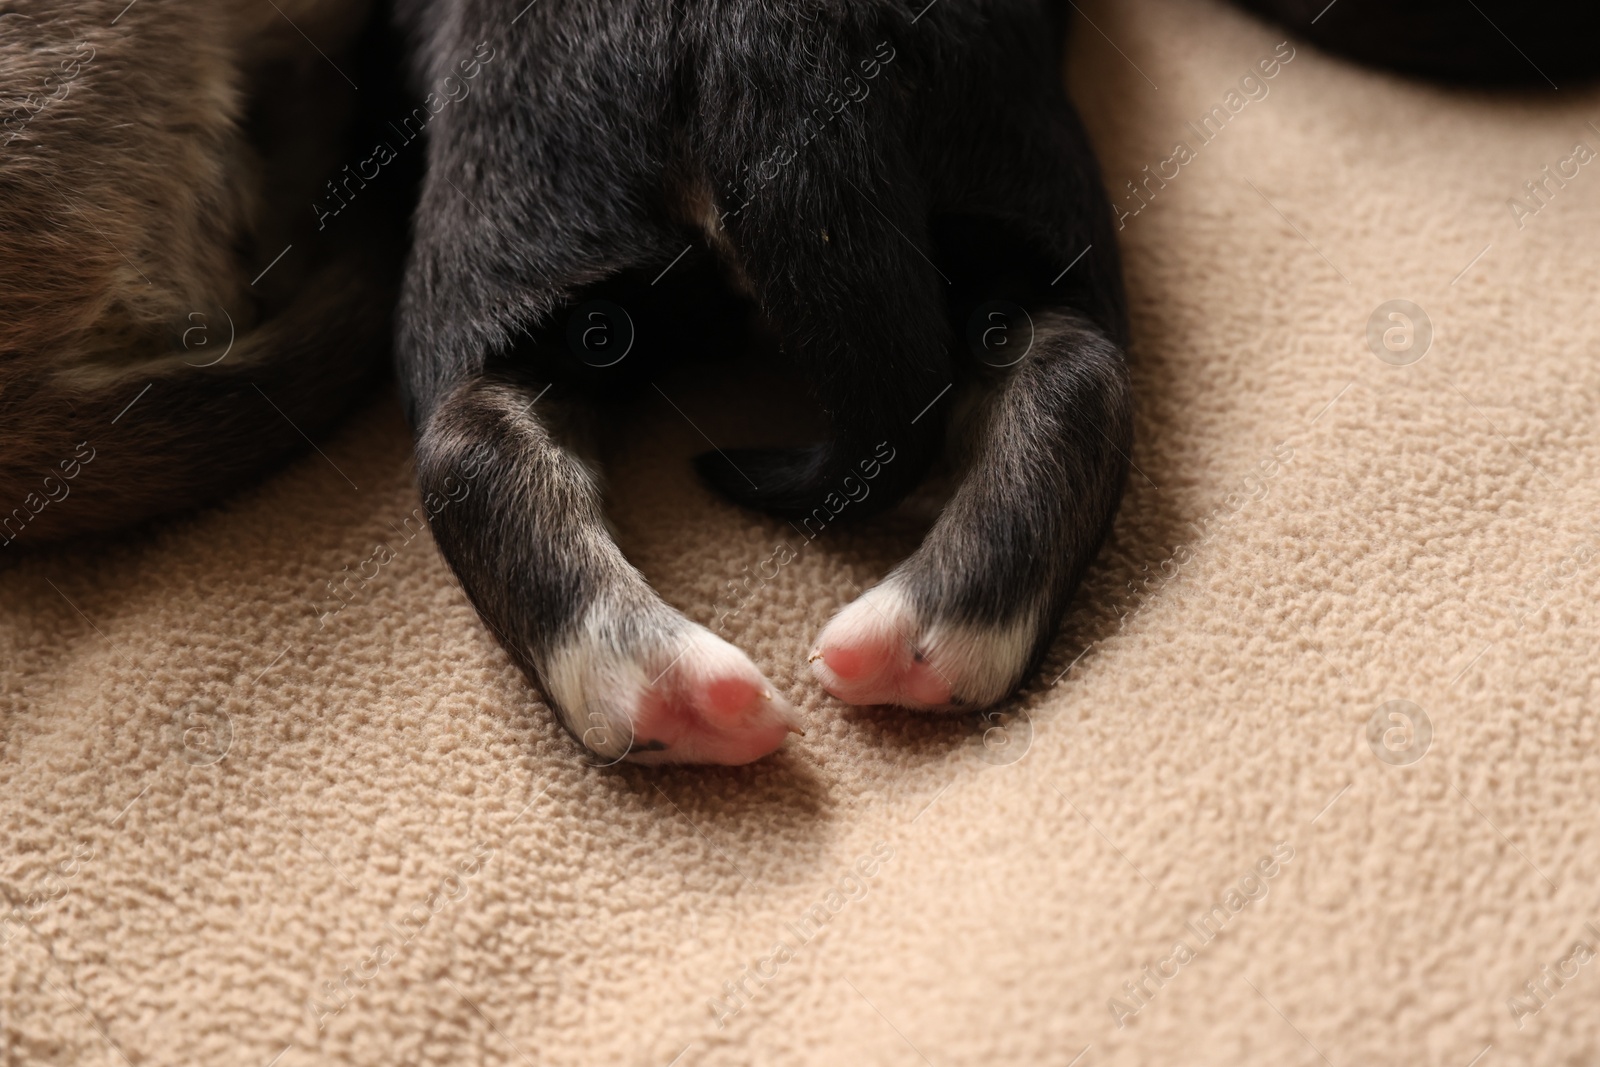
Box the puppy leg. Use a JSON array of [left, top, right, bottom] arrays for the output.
[[810, 313, 1130, 709], [810, 81, 1133, 710], [397, 69, 800, 762], [418, 378, 801, 764]]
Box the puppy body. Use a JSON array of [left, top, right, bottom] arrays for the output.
[[0, 0, 401, 544], [395, 0, 1132, 762]]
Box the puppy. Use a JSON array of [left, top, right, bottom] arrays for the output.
[[0, 0, 403, 543], [391, 0, 1132, 764], [392, 0, 1600, 765]]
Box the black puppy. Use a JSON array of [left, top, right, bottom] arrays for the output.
[[392, 0, 1132, 763]]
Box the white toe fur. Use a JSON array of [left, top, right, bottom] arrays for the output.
[[543, 604, 800, 764], [810, 579, 1038, 710]]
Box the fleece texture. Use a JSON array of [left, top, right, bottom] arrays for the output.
[[4, 0, 1600, 1063]]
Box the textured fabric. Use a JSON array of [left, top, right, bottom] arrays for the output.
[[5, 0, 1599, 1063]]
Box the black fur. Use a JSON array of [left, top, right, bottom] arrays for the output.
[[391, 0, 1132, 757], [1236, 0, 1600, 85]]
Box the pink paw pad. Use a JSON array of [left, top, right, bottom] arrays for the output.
[[546, 624, 803, 766], [701, 675, 763, 718], [809, 581, 1034, 712], [810, 586, 958, 710], [813, 637, 954, 709], [821, 639, 887, 682]]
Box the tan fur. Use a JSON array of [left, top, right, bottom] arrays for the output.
[[0, 0, 392, 544]]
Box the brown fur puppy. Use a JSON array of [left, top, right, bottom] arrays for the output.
[[0, 0, 397, 545]]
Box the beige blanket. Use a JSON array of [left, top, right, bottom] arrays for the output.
[[6, 0, 1600, 1063]]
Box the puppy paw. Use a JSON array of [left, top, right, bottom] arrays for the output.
[[808, 580, 1037, 711], [543, 616, 802, 765]]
